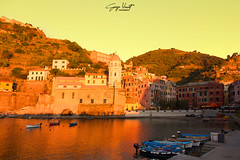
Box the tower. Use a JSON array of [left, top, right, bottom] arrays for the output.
[[108, 53, 122, 88]]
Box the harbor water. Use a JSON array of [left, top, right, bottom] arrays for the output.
[[0, 118, 239, 160]]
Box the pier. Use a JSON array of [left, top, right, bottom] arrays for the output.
[[169, 130, 240, 160]]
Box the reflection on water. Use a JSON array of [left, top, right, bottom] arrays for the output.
[[0, 118, 238, 160]]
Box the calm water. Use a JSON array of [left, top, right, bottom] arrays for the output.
[[0, 118, 239, 160]]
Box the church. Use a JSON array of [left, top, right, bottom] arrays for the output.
[[51, 54, 126, 115]]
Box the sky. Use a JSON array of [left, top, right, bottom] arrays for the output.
[[1, 0, 240, 61]]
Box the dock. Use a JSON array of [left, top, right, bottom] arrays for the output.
[[169, 130, 240, 160]]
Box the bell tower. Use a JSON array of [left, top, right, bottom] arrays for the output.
[[108, 53, 122, 88]]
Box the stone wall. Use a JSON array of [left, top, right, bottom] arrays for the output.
[[78, 104, 114, 115], [0, 92, 39, 113]]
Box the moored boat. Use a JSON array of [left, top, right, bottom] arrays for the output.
[[153, 140, 189, 149], [166, 138, 193, 148], [69, 122, 77, 127], [135, 141, 184, 159], [178, 132, 210, 144], [26, 123, 42, 129], [49, 120, 60, 126]]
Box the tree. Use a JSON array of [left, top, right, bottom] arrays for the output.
[[50, 69, 59, 76], [2, 50, 13, 59], [11, 67, 23, 77]]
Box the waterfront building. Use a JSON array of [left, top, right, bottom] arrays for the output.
[[138, 78, 166, 109], [90, 50, 112, 64], [51, 53, 125, 115], [27, 69, 49, 81], [125, 98, 143, 111], [177, 81, 224, 109], [165, 80, 177, 101], [228, 80, 240, 105], [52, 59, 69, 70], [0, 80, 13, 91]]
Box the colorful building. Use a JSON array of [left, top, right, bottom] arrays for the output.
[[0, 80, 13, 91], [85, 73, 107, 86], [228, 80, 240, 105], [52, 60, 69, 70], [108, 54, 122, 88], [90, 50, 112, 64], [177, 81, 224, 109]]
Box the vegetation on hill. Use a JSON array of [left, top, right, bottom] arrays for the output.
[[0, 18, 92, 78], [126, 48, 224, 84]]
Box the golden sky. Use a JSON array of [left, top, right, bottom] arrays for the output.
[[1, 0, 240, 61]]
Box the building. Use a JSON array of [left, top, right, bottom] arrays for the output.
[[165, 80, 177, 101], [108, 54, 122, 88], [90, 50, 112, 64], [52, 60, 69, 70], [138, 79, 166, 109], [228, 80, 240, 105], [177, 81, 224, 109], [27, 69, 49, 81], [85, 73, 107, 86], [0, 80, 13, 91], [51, 53, 125, 115]]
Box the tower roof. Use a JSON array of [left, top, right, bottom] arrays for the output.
[[111, 54, 121, 61]]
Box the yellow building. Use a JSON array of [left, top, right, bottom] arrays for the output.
[[0, 81, 13, 91], [85, 73, 107, 86]]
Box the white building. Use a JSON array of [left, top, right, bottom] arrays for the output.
[[52, 60, 69, 70], [27, 69, 49, 81]]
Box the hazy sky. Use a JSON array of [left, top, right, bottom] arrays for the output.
[[1, 0, 240, 61]]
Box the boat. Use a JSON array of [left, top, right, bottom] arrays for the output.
[[136, 141, 184, 159], [178, 132, 210, 144], [26, 123, 42, 129], [153, 140, 190, 149], [69, 122, 77, 127], [166, 138, 193, 148], [177, 138, 200, 147], [49, 120, 60, 126]]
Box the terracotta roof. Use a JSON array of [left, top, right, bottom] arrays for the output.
[[55, 77, 85, 80], [58, 82, 83, 85], [0, 80, 13, 83]]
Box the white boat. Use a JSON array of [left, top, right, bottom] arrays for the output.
[[166, 138, 193, 148], [26, 123, 42, 129], [177, 138, 200, 147]]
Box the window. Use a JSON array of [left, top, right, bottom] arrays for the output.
[[103, 99, 107, 103], [74, 86, 77, 88], [6, 84, 9, 86], [72, 92, 75, 99], [179, 94, 181, 97], [62, 66, 64, 68], [93, 80, 95, 84], [36, 72, 38, 75], [182, 94, 185, 97], [102, 80, 104, 84], [62, 61, 65, 63], [183, 89, 185, 91], [216, 97, 219, 102], [40, 72, 42, 74], [204, 91, 207, 96], [91, 99, 94, 103], [211, 87, 213, 89], [54, 66, 57, 68], [88, 80, 90, 84], [32, 72, 34, 74], [217, 86, 219, 89], [62, 92, 64, 99], [216, 91, 219, 95], [179, 89, 182, 92], [210, 92, 213, 95], [187, 93, 189, 97], [114, 72, 116, 76], [55, 61, 58, 63], [192, 93, 195, 97], [79, 99, 83, 103], [63, 86, 67, 88], [127, 89, 129, 91], [200, 92, 202, 96]]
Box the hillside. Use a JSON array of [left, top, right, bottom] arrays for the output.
[[0, 16, 92, 79], [126, 48, 224, 84]]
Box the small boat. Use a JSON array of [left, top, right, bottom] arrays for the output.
[[135, 141, 184, 159], [26, 123, 42, 129], [49, 120, 60, 126], [69, 122, 77, 127], [178, 132, 210, 144], [166, 138, 193, 148], [177, 138, 200, 147], [153, 140, 190, 149]]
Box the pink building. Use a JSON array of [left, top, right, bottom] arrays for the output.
[[228, 80, 240, 104], [90, 50, 112, 64]]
